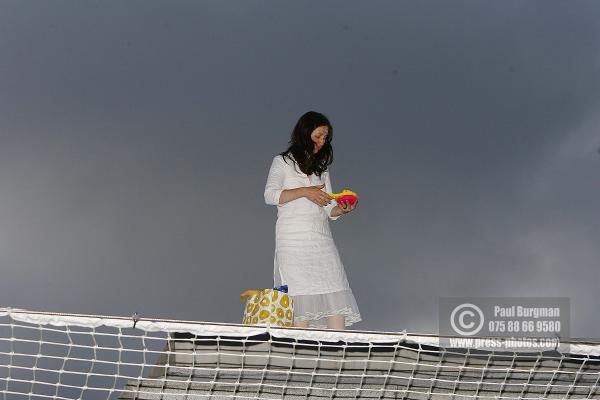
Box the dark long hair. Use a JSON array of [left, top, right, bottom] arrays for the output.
[[279, 111, 334, 177]]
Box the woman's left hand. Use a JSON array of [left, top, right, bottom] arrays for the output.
[[338, 199, 358, 214]]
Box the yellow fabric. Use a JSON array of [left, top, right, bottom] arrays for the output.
[[329, 189, 358, 199], [240, 289, 294, 327], [240, 290, 262, 302]]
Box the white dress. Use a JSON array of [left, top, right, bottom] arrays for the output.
[[264, 154, 362, 328]]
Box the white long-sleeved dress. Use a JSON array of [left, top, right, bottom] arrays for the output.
[[264, 153, 362, 328]]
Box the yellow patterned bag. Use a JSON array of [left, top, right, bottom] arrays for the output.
[[240, 288, 294, 327]]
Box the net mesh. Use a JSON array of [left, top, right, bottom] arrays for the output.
[[1, 307, 599, 399]]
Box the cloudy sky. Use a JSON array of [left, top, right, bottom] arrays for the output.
[[0, 1, 598, 338]]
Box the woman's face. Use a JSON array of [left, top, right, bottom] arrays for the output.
[[310, 126, 329, 153]]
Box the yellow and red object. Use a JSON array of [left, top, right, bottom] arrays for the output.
[[329, 189, 359, 206]]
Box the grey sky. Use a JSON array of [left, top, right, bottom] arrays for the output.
[[1, 1, 599, 337]]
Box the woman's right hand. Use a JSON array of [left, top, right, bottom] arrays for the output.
[[303, 183, 333, 207]]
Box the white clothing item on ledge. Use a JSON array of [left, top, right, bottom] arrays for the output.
[[291, 289, 362, 329], [264, 153, 362, 328]]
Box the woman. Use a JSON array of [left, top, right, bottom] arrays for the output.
[[264, 111, 362, 329]]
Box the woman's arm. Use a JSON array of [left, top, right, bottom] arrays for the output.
[[264, 156, 309, 205], [264, 156, 286, 205], [278, 187, 307, 205], [323, 170, 342, 220], [264, 156, 330, 206]]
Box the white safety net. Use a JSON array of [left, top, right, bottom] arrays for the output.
[[1, 307, 599, 399]]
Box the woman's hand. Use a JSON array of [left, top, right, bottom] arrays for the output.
[[303, 183, 333, 207], [338, 199, 358, 214]]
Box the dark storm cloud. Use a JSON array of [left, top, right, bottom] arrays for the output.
[[0, 1, 598, 337]]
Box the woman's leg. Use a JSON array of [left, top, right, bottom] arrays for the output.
[[327, 315, 345, 330], [293, 319, 309, 328]]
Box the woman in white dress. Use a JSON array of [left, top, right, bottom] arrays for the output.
[[264, 111, 362, 330]]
